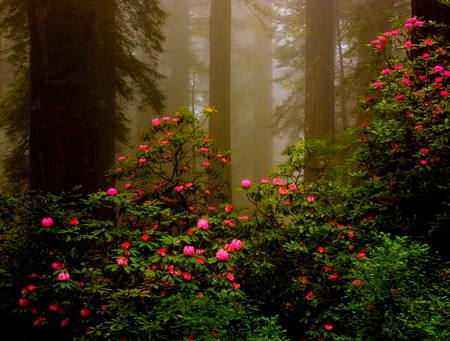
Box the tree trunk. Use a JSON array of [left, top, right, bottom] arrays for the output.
[[209, 0, 231, 198], [28, 0, 99, 195], [165, 0, 190, 115], [253, 4, 273, 181], [304, 0, 335, 140]]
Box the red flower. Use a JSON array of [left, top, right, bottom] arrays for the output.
[[122, 241, 131, 249], [317, 247, 325, 253], [158, 248, 167, 257], [69, 218, 79, 226], [142, 234, 150, 242], [80, 308, 92, 318]]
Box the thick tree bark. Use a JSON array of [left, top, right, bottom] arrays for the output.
[[28, 0, 99, 195], [304, 0, 335, 140], [253, 6, 273, 181], [209, 0, 231, 198]]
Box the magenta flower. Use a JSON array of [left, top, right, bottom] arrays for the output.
[[80, 308, 92, 318], [117, 257, 128, 266], [162, 116, 171, 121], [142, 234, 150, 242], [434, 65, 444, 73], [107, 188, 118, 196], [404, 23, 413, 29], [196, 218, 209, 230], [395, 64, 403, 70], [152, 118, 161, 126], [183, 272, 192, 280], [61, 318, 69, 327], [41, 217, 54, 227], [58, 272, 70, 281], [230, 239, 243, 251], [396, 94, 404, 101], [381, 68, 390, 75], [420, 148, 430, 153], [329, 274, 339, 281], [402, 78, 410, 84], [216, 249, 229, 261], [125, 183, 132, 190], [424, 39, 433, 46], [139, 158, 147, 164], [118, 156, 125, 161], [420, 160, 428, 165], [423, 53, 430, 59], [325, 324, 333, 331], [373, 81, 382, 88], [440, 90, 448, 96], [203, 161, 210, 167], [226, 272, 235, 281], [174, 185, 184, 192], [289, 183, 298, 191], [391, 30, 399, 35], [19, 298, 30, 307], [306, 291, 314, 300], [317, 246, 325, 253], [183, 245, 195, 256], [416, 20, 423, 26], [273, 178, 283, 185], [404, 41, 412, 49], [261, 177, 269, 183], [307, 196, 315, 202], [241, 179, 252, 188]]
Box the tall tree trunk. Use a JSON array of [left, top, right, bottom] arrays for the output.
[[253, 4, 273, 181], [28, 0, 99, 195], [165, 0, 190, 115], [304, 0, 335, 140], [209, 0, 231, 198]]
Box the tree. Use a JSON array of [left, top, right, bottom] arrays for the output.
[[304, 0, 335, 140], [0, 0, 166, 195], [209, 0, 232, 198]]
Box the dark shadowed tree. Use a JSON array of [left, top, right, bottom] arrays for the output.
[[209, 0, 232, 198], [0, 0, 166, 195]]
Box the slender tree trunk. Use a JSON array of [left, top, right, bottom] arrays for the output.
[[253, 5, 273, 181], [335, 0, 347, 130], [28, 0, 99, 195], [209, 0, 231, 198], [165, 0, 190, 115], [304, 0, 335, 140]]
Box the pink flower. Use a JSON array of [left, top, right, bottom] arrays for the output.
[[162, 116, 171, 122], [273, 178, 283, 185], [216, 249, 229, 261], [420, 159, 428, 165], [239, 215, 250, 221], [19, 298, 30, 307], [41, 217, 54, 227], [307, 196, 315, 202], [404, 41, 412, 49], [34, 317, 46, 326], [226, 272, 235, 281], [139, 158, 147, 164], [197, 218, 209, 230], [358, 252, 366, 259], [378, 36, 387, 43], [117, 257, 128, 266], [317, 247, 325, 253], [423, 53, 430, 58], [183, 246, 195, 256], [233, 283, 240, 290], [183, 272, 192, 280], [391, 30, 399, 35], [200, 147, 209, 152], [261, 177, 269, 183], [425, 39, 433, 46], [347, 231, 355, 238], [52, 262, 65, 269], [152, 118, 161, 126], [230, 239, 243, 251], [241, 179, 252, 188], [396, 94, 404, 100], [435, 65, 444, 73], [122, 241, 131, 249], [58, 272, 70, 281], [419, 75, 427, 80], [325, 324, 333, 331], [27, 284, 36, 291], [436, 77, 443, 83], [373, 81, 382, 88], [205, 189, 211, 195], [174, 185, 184, 192], [69, 218, 79, 226], [404, 23, 413, 29], [80, 308, 92, 318], [420, 148, 430, 153], [142, 234, 150, 242], [203, 161, 210, 167], [224, 205, 234, 213], [196, 249, 205, 254], [329, 274, 339, 281], [158, 248, 166, 256], [444, 71, 450, 77], [416, 20, 423, 26], [61, 318, 69, 327], [279, 187, 289, 195], [395, 64, 403, 70], [402, 78, 410, 84], [306, 292, 314, 300], [289, 183, 298, 191], [440, 90, 448, 96], [408, 17, 417, 23], [118, 156, 125, 161], [107, 188, 118, 196], [125, 183, 132, 190], [223, 219, 236, 227], [381, 68, 391, 75]]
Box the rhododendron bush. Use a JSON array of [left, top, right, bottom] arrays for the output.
[[2, 17, 450, 341]]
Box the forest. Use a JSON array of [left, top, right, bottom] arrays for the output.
[[1, 0, 450, 340]]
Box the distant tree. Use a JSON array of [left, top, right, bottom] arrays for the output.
[[209, 0, 232, 198], [304, 0, 335, 140], [0, 0, 166, 195]]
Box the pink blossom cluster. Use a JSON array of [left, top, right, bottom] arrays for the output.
[[58, 272, 70, 281], [196, 218, 209, 230], [216, 249, 229, 261]]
